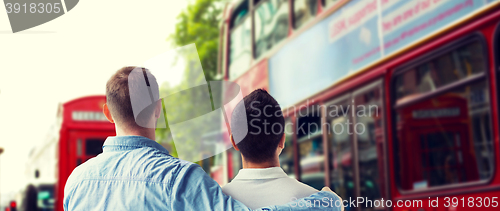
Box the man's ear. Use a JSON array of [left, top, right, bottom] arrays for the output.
[[230, 135, 239, 151], [278, 133, 285, 149], [103, 104, 114, 123], [154, 100, 162, 119]]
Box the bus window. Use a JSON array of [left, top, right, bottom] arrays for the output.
[[85, 139, 105, 156], [279, 118, 295, 177], [395, 40, 486, 101], [254, 0, 289, 58], [299, 136, 324, 190], [353, 82, 384, 210], [293, 0, 317, 29], [325, 97, 355, 205], [297, 109, 325, 190], [394, 39, 494, 191], [321, 0, 340, 8], [229, 1, 252, 80]]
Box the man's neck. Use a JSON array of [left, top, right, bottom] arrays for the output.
[[115, 125, 156, 140], [242, 158, 280, 169]]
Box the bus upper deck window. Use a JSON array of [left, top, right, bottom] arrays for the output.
[[231, 6, 248, 27], [229, 0, 252, 80], [254, 0, 289, 58], [321, 0, 340, 8], [293, 0, 317, 29]]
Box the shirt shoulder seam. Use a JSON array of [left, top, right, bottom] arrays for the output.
[[76, 177, 170, 184]]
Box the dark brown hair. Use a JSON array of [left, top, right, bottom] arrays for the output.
[[231, 89, 285, 163]]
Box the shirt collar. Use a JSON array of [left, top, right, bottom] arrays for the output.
[[233, 167, 289, 180], [102, 135, 169, 154]]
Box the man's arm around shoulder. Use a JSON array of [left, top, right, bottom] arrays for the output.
[[171, 162, 343, 211], [267, 187, 344, 211]]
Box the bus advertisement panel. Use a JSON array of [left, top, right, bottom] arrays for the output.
[[269, 0, 499, 108]]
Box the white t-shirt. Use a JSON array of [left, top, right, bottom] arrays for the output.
[[221, 167, 319, 209]]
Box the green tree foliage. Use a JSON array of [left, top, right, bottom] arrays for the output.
[[169, 0, 224, 81], [155, 0, 224, 159]]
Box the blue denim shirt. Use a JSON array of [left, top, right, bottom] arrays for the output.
[[64, 136, 342, 210]]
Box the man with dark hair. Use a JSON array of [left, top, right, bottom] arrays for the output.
[[223, 89, 336, 209], [230, 89, 285, 164], [63, 67, 342, 210]]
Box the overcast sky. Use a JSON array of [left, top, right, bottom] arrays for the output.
[[0, 0, 190, 201]]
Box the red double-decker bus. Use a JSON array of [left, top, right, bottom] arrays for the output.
[[24, 96, 115, 211], [208, 0, 500, 210]]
